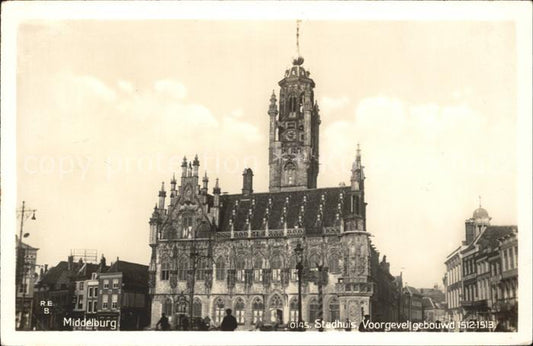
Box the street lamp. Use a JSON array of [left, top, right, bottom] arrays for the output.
[[294, 242, 304, 331], [16, 200, 37, 330]]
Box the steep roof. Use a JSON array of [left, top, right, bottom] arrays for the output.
[[464, 225, 516, 253], [37, 261, 83, 287], [107, 260, 148, 289], [15, 236, 39, 251], [403, 286, 421, 296], [75, 263, 101, 280], [218, 186, 351, 235]]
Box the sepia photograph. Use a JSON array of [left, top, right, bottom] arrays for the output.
[[1, 2, 531, 345]]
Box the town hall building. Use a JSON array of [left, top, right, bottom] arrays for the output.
[[147, 37, 399, 330]]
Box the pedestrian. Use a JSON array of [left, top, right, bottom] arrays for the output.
[[358, 314, 370, 332], [344, 318, 352, 331], [156, 313, 170, 331], [199, 316, 211, 331], [182, 316, 189, 331], [220, 308, 238, 331]]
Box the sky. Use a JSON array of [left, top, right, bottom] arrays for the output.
[[16, 20, 518, 288]]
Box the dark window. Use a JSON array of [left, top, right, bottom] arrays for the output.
[[161, 262, 170, 281], [216, 257, 226, 281], [178, 259, 188, 281]]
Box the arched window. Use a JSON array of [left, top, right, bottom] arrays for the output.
[[308, 253, 320, 274], [160, 261, 170, 281], [163, 298, 172, 316], [177, 258, 188, 281], [284, 162, 296, 186], [213, 298, 225, 325], [234, 298, 245, 325], [175, 297, 187, 314], [289, 298, 299, 323], [328, 297, 340, 322], [252, 297, 264, 324], [269, 295, 283, 324], [271, 256, 282, 282], [193, 298, 202, 318], [216, 256, 226, 281], [290, 255, 298, 282], [236, 257, 245, 283], [182, 215, 193, 238], [308, 298, 319, 323], [254, 256, 264, 283], [197, 257, 208, 281], [328, 254, 341, 274]]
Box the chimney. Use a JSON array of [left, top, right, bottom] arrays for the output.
[[68, 255, 74, 271], [465, 219, 475, 244], [99, 255, 107, 272], [242, 168, 254, 195]]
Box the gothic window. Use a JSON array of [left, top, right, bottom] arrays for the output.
[[163, 298, 173, 316], [234, 298, 245, 325], [269, 295, 283, 324], [308, 297, 319, 323], [254, 256, 264, 283], [252, 297, 264, 324], [177, 258, 189, 281], [197, 257, 208, 281], [182, 215, 193, 239], [193, 298, 202, 318], [216, 256, 226, 281], [236, 257, 245, 283], [328, 297, 340, 322], [289, 298, 299, 323], [284, 162, 296, 186], [176, 298, 188, 314], [328, 254, 341, 274], [289, 256, 298, 282], [271, 256, 282, 283], [289, 96, 297, 113], [308, 253, 320, 274], [161, 262, 170, 281], [213, 298, 225, 325]]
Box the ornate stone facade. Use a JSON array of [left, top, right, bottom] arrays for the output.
[[148, 51, 394, 330]]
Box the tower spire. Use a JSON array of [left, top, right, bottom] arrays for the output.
[[293, 20, 304, 66], [296, 19, 301, 57]]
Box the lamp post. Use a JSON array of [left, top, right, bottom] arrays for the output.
[[294, 242, 304, 331], [187, 220, 213, 331], [16, 201, 37, 330]]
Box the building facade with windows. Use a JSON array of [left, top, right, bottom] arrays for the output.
[[443, 205, 518, 331], [16, 239, 39, 330], [97, 259, 150, 330], [148, 46, 398, 330]]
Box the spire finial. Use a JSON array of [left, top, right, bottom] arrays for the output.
[[296, 19, 301, 57], [293, 20, 304, 66], [478, 195, 482, 208]]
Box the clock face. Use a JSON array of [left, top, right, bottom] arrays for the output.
[[284, 129, 297, 141]]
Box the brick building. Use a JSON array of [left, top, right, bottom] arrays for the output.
[[148, 42, 399, 331], [443, 204, 518, 331], [401, 286, 423, 322], [97, 258, 150, 330]]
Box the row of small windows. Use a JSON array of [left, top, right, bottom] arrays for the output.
[[101, 294, 119, 309], [160, 255, 342, 281], [163, 296, 340, 326], [102, 279, 120, 289]]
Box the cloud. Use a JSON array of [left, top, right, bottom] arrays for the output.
[[154, 79, 187, 100], [117, 80, 134, 93]]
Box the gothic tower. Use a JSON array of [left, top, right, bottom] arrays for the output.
[[269, 23, 320, 192]]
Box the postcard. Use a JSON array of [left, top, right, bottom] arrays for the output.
[[1, 1, 531, 345]]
